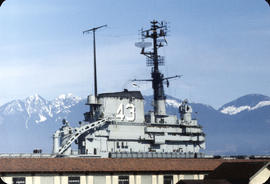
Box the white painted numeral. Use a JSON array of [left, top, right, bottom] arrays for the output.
[[116, 103, 136, 122], [126, 103, 135, 121], [116, 103, 125, 120]]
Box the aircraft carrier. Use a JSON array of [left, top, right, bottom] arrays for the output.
[[52, 20, 206, 158]]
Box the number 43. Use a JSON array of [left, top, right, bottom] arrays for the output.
[[116, 103, 135, 121]]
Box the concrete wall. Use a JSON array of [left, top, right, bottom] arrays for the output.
[[1, 173, 205, 184]]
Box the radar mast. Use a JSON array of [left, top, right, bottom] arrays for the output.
[[135, 20, 180, 116]]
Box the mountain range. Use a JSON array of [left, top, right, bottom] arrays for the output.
[[0, 93, 269, 155]]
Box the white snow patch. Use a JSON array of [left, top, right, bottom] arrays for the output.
[[221, 100, 270, 115], [166, 99, 181, 108], [58, 93, 81, 101], [35, 114, 47, 123], [3, 100, 24, 114], [221, 106, 250, 115], [58, 94, 66, 99], [251, 101, 270, 110], [28, 94, 40, 101], [58, 94, 71, 99], [52, 93, 82, 114]]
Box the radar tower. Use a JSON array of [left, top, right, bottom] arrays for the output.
[[135, 20, 180, 116]]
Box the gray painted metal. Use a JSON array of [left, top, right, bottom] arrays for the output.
[[52, 21, 206, 158], [53, 91, 205, 157]]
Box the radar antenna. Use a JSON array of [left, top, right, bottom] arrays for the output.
[[135, 20, 181, 116], [83, 24, 107, 97]]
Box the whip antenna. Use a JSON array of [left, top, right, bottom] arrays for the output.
[[83, 24, 107, 97]]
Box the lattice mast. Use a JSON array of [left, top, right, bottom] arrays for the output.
[[136, 20, 180, 116]]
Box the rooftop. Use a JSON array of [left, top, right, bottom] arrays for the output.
[[98, 90, 144, 100], [205, 161, 270, 184], [0, 158, 269, 174]]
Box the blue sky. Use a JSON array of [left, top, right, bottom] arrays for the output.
[[0, 0, 270, 108]]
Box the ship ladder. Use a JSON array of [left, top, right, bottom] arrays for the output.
[[57, 117, 111, 155]]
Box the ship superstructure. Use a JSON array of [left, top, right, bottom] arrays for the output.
[[52, 20, 206, 158]]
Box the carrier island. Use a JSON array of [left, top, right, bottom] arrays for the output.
[[52, 20, 206, 158]]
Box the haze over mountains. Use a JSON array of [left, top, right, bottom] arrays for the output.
[[0, 93, 269, 155]]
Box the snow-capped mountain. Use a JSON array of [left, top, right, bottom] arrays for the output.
[[52, 93, 82, 114], [0, 93, 83, 127], [0, 93, 86, 153], [219, 94, 270, 115], [0, 93, 269, 155]]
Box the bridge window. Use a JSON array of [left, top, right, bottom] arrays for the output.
[[68, 176, 80, 184], [119, 176, 129, 184], [12, 177, 25, 184]]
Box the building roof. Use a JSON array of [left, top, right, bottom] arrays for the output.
[[0, 158, 269, 174], [98, 90, 144, 99], [0, 158, 222, 174], [177, 179, 232, 184], [205, 161, 269, 184]]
